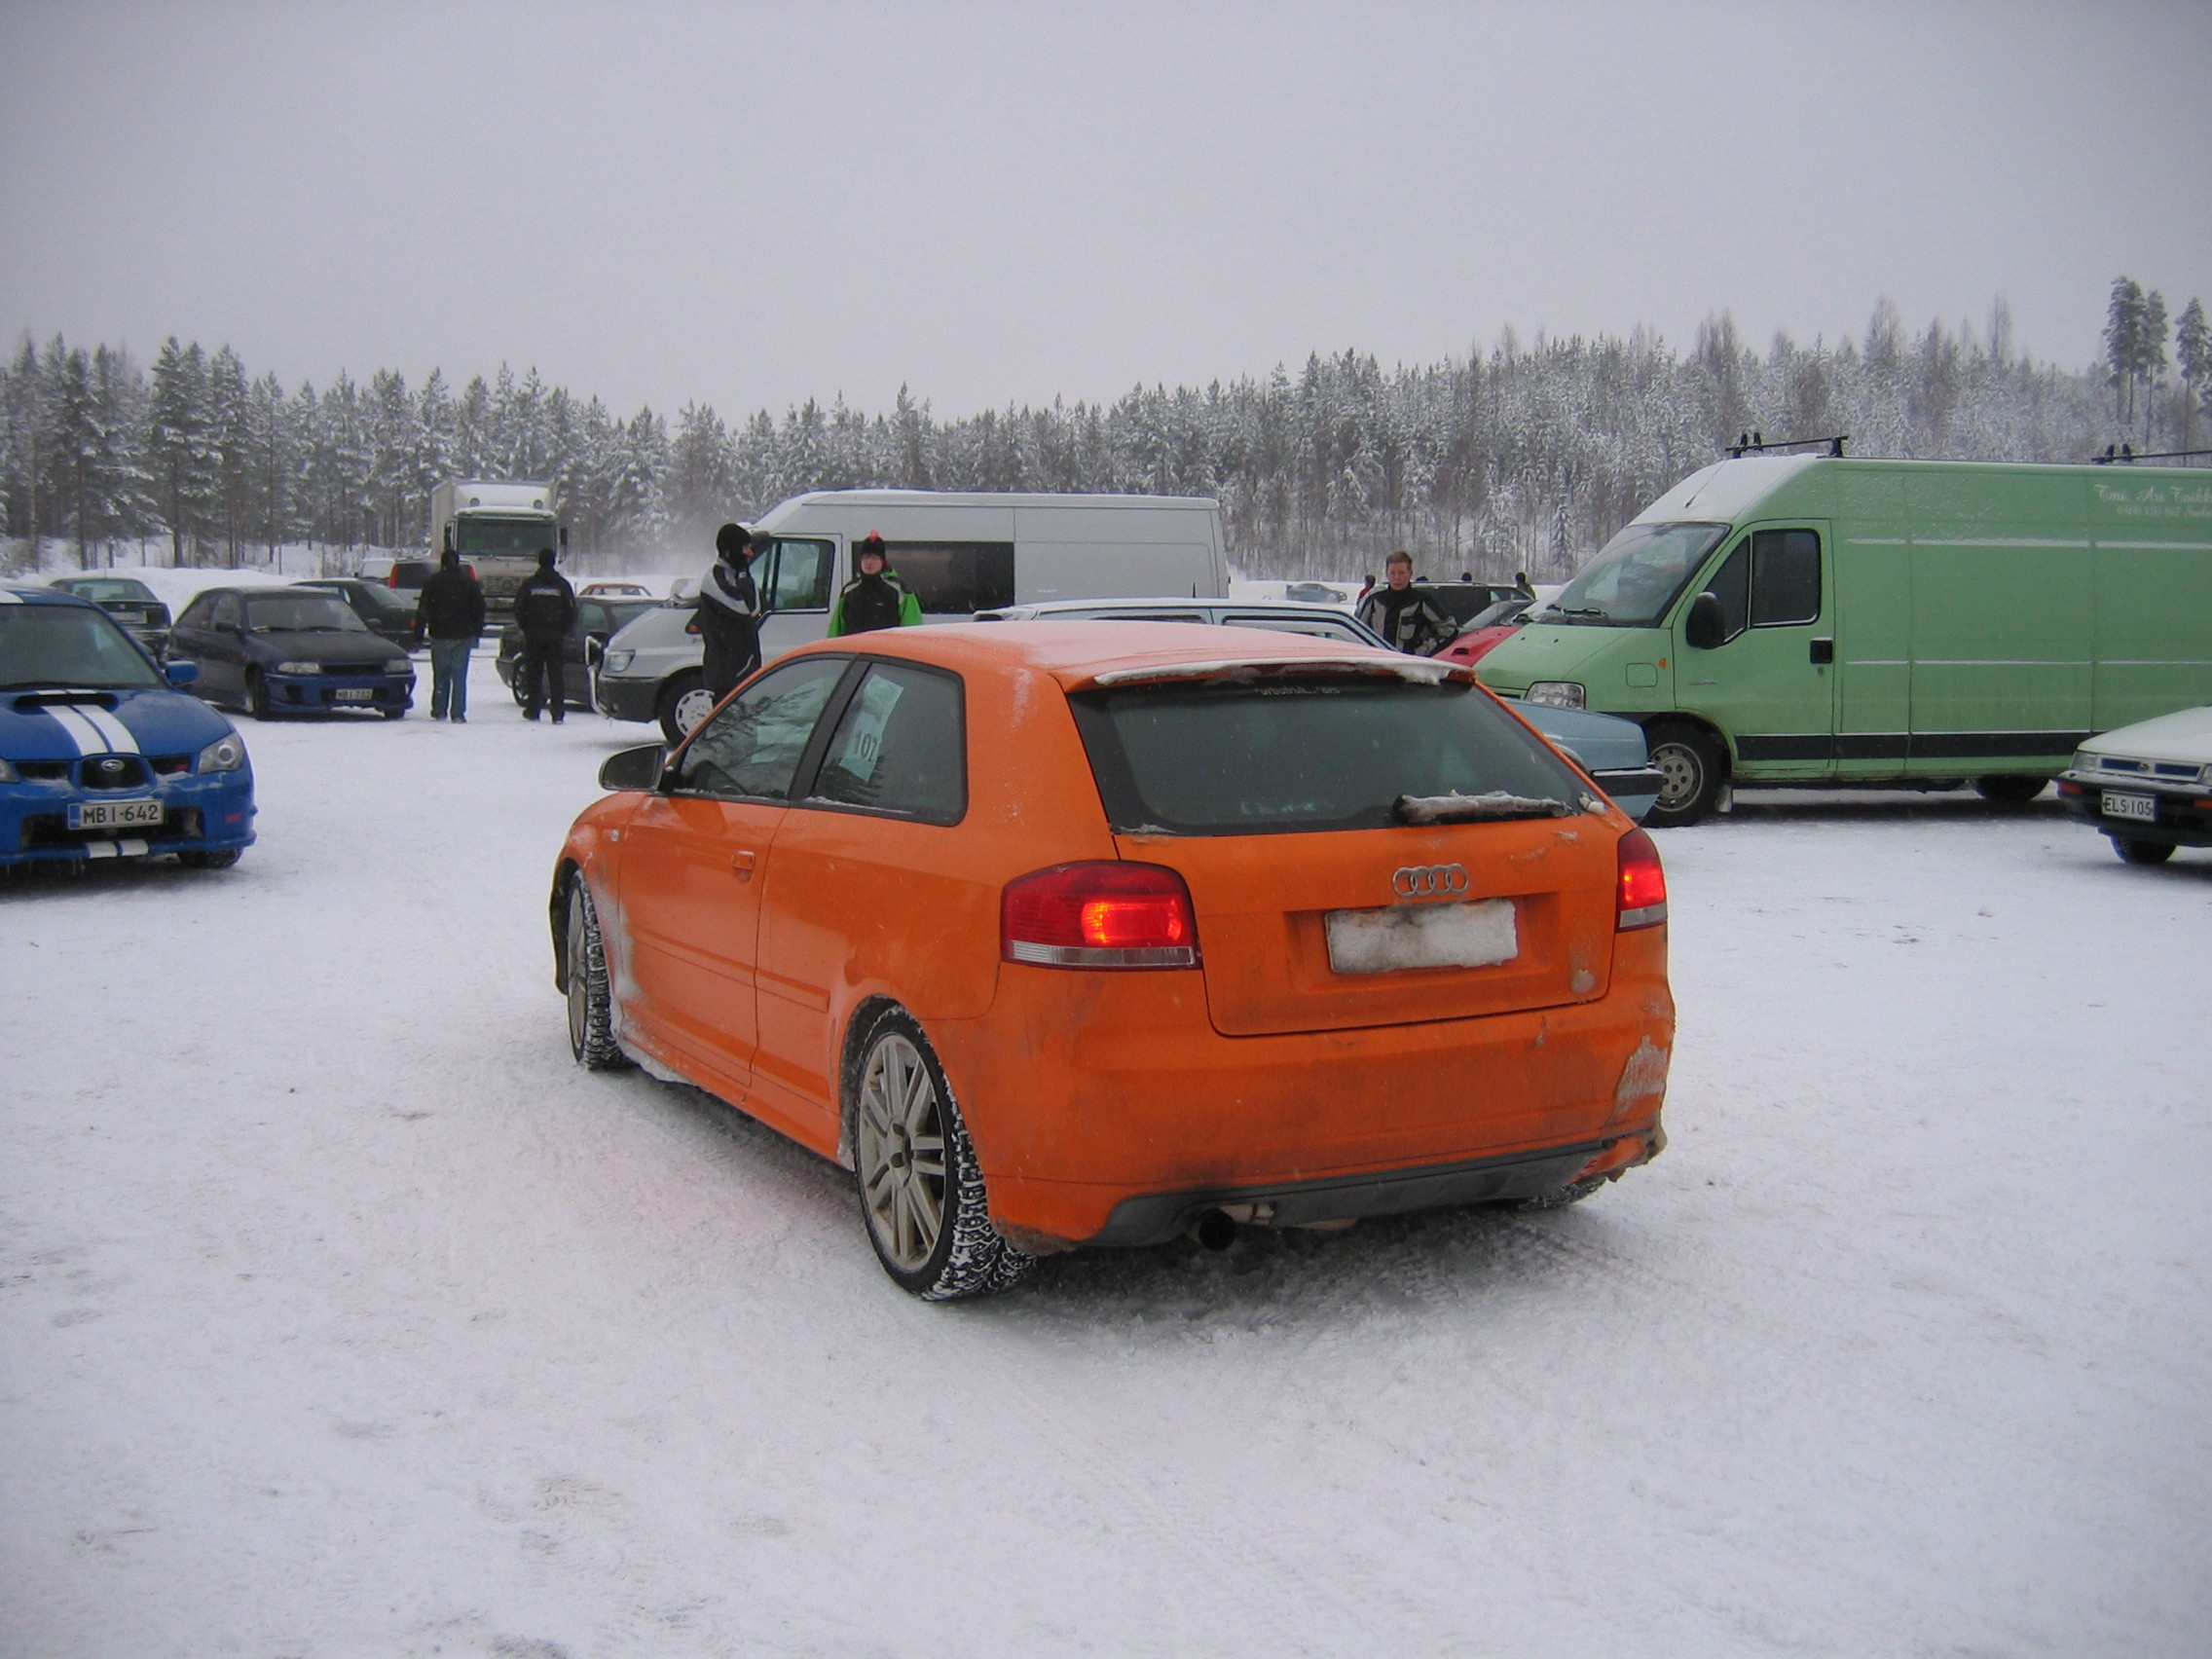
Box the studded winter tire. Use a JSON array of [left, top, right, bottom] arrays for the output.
[[565, 878, 630, 1071], [851, 1007, 1032, 1301]]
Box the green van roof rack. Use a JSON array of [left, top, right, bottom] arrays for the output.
[[2092, 443, 2212, 464], [1725, 432, 1849, 460]]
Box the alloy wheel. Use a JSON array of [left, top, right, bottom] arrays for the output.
[[857, 1032, 948, 1272]]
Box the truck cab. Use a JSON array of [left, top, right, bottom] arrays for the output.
[[430, 480, 566, 615]]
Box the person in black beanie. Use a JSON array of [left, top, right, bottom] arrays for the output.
[[698, 522, 764, 704], [828, 533, 921, 636]]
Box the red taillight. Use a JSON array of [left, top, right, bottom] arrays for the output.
[[1003, 862, 1199, 969], [387, 570, 399, 587], [1617, 828, 1667, 930]]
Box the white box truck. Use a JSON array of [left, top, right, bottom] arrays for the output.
[[429, 480, 567, 614], [594, 490, 1229, 741]]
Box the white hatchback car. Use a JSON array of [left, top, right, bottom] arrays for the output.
[[2056, 706, 2212, 865]]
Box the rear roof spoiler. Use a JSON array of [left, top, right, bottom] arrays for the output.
[[1078, 655, 1474, 689]]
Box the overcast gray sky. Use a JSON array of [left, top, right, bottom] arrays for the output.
[[3, 1, 2207, 421]]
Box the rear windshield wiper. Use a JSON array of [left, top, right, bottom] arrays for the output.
[[1393, 792, 1577, 825]]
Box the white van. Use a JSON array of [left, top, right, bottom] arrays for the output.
[[594, 490, 1228, 740]]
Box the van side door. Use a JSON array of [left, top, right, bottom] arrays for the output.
[[1674, 522, 1837, 778], [756, 535, 838, 663]]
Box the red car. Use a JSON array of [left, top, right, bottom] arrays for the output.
[[1437, 597, 1536, 666]]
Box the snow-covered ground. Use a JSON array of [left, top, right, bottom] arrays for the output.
[[4, 658, 2209, 1658]]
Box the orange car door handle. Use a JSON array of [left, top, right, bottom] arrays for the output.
[[730, 849, 757, 879]]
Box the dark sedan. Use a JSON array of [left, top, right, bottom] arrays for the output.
[[47, 575, 171, 658], [292, 578, 421, 647], [496, 597, 657, 711], [169, 588, 415, 719]]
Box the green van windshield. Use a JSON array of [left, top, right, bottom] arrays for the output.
[[1538, 521, 1729, 626]]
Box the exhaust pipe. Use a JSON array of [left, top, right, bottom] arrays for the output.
[[1188, 1209, 1239, 1252]]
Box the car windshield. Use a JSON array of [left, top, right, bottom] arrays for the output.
[[340, 584, 414, 612], [0, 605, 166, 689], [1468, 598, 1530, 629], [1535, 522, 1730, 626], [456, 517, 556, 557], [1071, 675, 1589, 835], [244, 594, 369, 634], [59, 579, 158, 604]]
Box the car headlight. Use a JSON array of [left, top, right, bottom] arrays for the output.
[[2070, 750, 2102, 775], [1527, 681, 1587, 710], [197, 734, 246, 773], [604, 650, 634, 675], [0, 758, 18, 783], [389, 662, 415, 675], [276, 660, 318, 675]]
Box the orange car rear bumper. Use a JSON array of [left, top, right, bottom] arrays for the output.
[[932, 929, 1675, 1247]]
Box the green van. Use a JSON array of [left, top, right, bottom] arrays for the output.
[[1475, 456, 2212, 825]]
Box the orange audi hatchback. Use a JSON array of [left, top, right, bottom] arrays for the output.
[[551, 624, 1674, 1299]]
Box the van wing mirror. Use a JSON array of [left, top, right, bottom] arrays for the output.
[[1684, 592, 1727, 650], [599, 743, 667, 792]]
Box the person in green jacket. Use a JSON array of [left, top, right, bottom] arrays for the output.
[[828, 533, 923, 636]]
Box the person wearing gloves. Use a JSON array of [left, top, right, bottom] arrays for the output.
[[698, 522, 765, 702], [827, 533, 922, 636], [512, 548, 579, 720]]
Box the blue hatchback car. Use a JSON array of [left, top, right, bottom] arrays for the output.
[[0, 584, 256, 869]]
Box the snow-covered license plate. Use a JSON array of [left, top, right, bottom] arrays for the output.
[[69, 798, 163, 830], [334, 686, 375, 701], [2101, 791, 2157, 823], [1325, 898, 1518, 975]]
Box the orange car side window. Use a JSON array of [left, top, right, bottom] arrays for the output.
[[675, 657, 847, 801], [807, 662, 967, 825]]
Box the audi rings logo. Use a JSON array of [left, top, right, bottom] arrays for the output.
[[1392, 863, 1470, 900]]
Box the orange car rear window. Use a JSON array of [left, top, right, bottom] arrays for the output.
[[1070, 678, 1583, 836]]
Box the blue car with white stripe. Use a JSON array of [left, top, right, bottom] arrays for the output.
[[0, 584, 256, 869]]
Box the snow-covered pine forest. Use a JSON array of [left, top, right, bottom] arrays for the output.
[[5, 288, 2206, 583]]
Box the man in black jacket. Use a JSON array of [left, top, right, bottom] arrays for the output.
[[512, 548, 578, 721], [413, 546, 487, 721], [698, 523, 764, 704]]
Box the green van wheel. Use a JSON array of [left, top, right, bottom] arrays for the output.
[[1642, 722, 1726, 828]]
